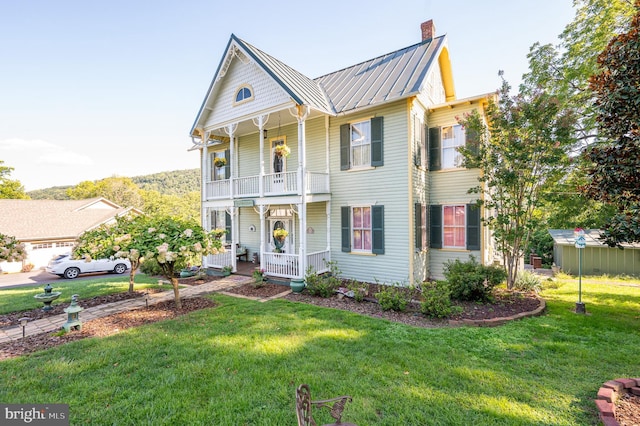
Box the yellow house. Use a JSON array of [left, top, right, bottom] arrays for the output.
[[190, 20, 496, 284]]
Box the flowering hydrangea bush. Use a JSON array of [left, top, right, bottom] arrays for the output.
[[0, 233, 27, 263]]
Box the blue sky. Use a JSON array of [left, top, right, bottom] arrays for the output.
[[0, 0, 574, 191]]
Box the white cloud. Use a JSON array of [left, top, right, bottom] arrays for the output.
[[0, 138, 93, 166]]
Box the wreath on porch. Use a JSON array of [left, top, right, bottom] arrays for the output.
[[214, 157, 227, 168], [274, 144, 290, 158]]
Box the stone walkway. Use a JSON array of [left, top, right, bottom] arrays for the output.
[[0, 275, 253, 344]]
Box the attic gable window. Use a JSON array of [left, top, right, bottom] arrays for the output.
[[234, 85, 253, 105]]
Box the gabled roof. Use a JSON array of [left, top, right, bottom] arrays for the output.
[[315, 35, 448, 114], [0, 198, 138, 241], [191, 33, 450, 135]]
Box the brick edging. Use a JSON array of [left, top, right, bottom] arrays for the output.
[[595, 378, 640, 425], [448, 296, 546, 327]]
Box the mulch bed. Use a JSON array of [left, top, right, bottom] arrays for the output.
[[616, 393, 640, 426], [0, 297, 216, 360], [224, 282, 290, 298]]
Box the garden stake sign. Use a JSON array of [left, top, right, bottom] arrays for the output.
[[574, 227, 586, 314]]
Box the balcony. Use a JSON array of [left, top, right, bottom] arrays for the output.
[[205, 171, 329, 200]]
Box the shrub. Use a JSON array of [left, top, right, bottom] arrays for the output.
[[304, 262, 340, 298], [444, 256, 507, 302], [419, 280, 460, 318], [375, 284, 411, 312], [513, 270, 542, 293], [346, 279, 369, 302], [252, 268, 266, 288], [140, 257, 162, 275]]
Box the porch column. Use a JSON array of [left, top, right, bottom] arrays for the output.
[[296, 105, 309, 278], [259, 204, 266, 272], [253, 115, 269, 198], [200, 131, 210, 229], [224, 124, 237, 199], [230, 206, 237, 272]]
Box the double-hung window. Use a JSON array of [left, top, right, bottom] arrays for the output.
[[352, 206, 372, 252], [350, 121, 371, 168], [443, 205, 466, 248], [340, 117, 383, 170], [441, 125, 465, 169], [429, 204, 481, 250]]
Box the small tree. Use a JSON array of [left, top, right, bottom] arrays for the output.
[[74, 214, 147, 293], [458, 76, 576, 288], [135, 216, 223, 309], [0, 232, 27, 263]]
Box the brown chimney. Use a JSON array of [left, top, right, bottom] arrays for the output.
[[421, 19, 436, 41]]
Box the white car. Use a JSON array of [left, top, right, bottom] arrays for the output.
[[46, 254, 131, 279]]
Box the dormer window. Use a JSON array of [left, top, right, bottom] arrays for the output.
[[234, 85, 253, 104]]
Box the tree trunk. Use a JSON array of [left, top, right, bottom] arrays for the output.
[[128, 260, 139, 293], [171, 277, 182, 309]]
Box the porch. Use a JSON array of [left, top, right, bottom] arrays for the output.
[[205, 249, 330, 279], [205, 171, 329, 200]]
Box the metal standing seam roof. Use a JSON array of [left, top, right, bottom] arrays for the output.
[[0, 198, 130, 241], [192, 33, 446, 133], [315, 36, 445, 114], [548, 229, 640, 249]]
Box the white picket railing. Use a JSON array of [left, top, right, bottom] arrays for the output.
[[206, 180, 230, 199], [263, 252, 299, 278], [205, 171, 329, 200], [306, 172, 330, 194], [234, 175, 259, 197], [206, 251, 233, 269], [263, 171, 298, 195], [307, 250, 331, 274]]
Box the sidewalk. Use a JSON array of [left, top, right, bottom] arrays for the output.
[[0, 275, 253, 344]]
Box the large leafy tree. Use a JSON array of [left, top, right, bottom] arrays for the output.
[[0, 161, 28, 199], [582, 2, 640, 246], [74, 214, 147, 293], [458, 76, 576, 287], [67, 177, 143, 209]]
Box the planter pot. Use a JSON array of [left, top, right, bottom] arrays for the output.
[[290, 279, 305, 293]]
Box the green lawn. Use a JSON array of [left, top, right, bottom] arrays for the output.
[[0, 275, 164, 314], [0, 276, 638, 425]]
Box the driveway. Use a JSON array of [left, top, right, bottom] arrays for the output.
[[0, 269, 112, 289]]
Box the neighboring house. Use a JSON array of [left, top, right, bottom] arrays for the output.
[[549, 229, 640, 277], [190, 20, 496, 284], [0, 198, 140, 272]]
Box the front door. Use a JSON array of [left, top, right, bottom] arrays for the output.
[[268, 218, 293, 254]]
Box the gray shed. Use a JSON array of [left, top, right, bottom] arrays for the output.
[[549, 229, 640, 277]]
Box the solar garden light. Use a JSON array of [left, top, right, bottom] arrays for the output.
[[144, 291, 150, 308], [62, 294, 84, 332], [18, 317, 29, 339]]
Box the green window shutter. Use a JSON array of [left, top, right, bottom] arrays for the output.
[[429, 205, 442, 249], [413, 117, 421, 167], [428, 127, 441, 171], [340, 124, 350, 170], [414, 203, 422, 250], [341, 206, 351, 252], [371, 116, 383, 167], [225, 212, 232, 242], [466, 204, 481, 250], [371, 205, 384, 254], [224, 149, 231, 179]]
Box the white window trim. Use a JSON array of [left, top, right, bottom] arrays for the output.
[[441, 124, 465, 169], [233, 84, 254, 106], [351, 205, 373, 253], [210, 151, 226, 182], [350, 119, 371, 169], [442, 204, 466, 249], [270, 136, 287, 174]]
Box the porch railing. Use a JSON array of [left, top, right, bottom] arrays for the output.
[[206, 180, 230, 199], [307, 250, 331, 274], [263, 171, 298, 195], [204, 171, 329, 200], [263, 252, 298, 278], [206, 251, 233, 269]]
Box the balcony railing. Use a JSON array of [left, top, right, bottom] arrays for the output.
[[205, 171, 329, 200]]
